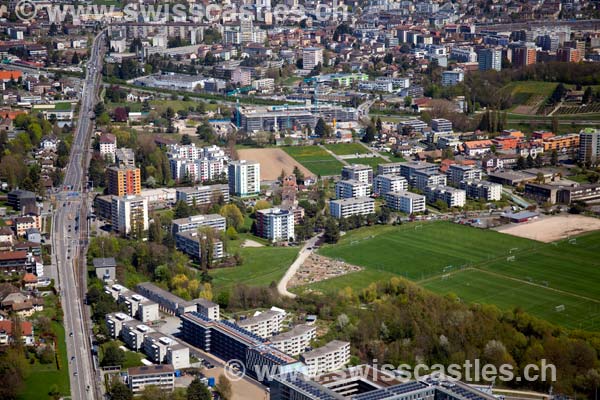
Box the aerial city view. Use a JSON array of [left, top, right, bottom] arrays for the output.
[[4, 0, 600, 399]]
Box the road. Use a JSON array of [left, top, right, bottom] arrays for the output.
[[277, 234, 323, 298], [52, 30, 105, 400]]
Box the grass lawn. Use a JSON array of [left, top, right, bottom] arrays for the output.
[[310, 222, 600, 330], [506, 81, 558, 98], [323, 143, 369, 155], [318, 222, 535, 283], [345, 157, 387, 169], [283, 146, 344, 176], [210, 242, 299, 293], [422, 269, 600, 331], [19, 322, 70, 400]]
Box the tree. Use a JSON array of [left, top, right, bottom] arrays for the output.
[[551, 149, 558, 166], [101, 343, 125, 367], [376, 117, 383, 134], [71, 52, 80, 64], [526, 154, 534, 168], [314, 118, 331, 138], [174, 200, 193, 219], [220, 204, 244, 230], [516, 156, 526, 170], [552, 116, 559, 134], [404, 96, 413, 108], [292, 166, 305, 182], [181, 134, 192, 145], [362, 125, 376, 143], [109, 380, 133, 400], [187, 377, 212, 400], [324, 218, 340, 244], [114, 107, 128, 123], [583, 86, 593, 104], [216, 374, 232, 400]]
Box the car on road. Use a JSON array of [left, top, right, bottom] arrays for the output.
[[69, 332, 73, 337], [73, 372, 78, 376], [71, 356, 75, 361]]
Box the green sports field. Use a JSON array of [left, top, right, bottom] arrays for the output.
[[283, 146, 344, 176], [311, 222, 600, 330], [323, 143, 369, 155]]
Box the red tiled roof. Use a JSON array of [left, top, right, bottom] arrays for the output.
[[0, 320, 33, 336]]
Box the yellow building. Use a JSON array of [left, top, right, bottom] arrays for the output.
[[106, 166, 142, 196]]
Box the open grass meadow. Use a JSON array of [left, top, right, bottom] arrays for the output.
[[283, 146, 344, 176], [19, 322, 70, 400], [345, 157, 388, 169], [311, 222, 600, 330], [323, 143, 369, 155], [210, 240, 300, 293]]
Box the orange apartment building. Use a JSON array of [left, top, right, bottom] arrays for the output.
[[542, 133, 580, 151], [106, 166, 142, 196]]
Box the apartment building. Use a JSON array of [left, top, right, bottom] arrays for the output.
[[342, 164, 373, 185], [397, 161, 439, 185], [459, 180, 502, 201], [127, 365, 174, 394], [441, 69, 464, 86], [175, 184, 230, 207], [542, 133, 579, 152], [174, 230, 225, 261], [270, 325, 317, 356], [142, 333, 190, 370], [256, 208, 295, 242], [115, 148, 135, 167], [579, 128, 600, 164], [413, 171, 447, 191], [303, 47, 323, 70], [228, 160, 260, 196], [171, 214, 227, 234], [136, 282, 219, 318], [99, 133, 117, 162], [447, 164, 483, 185], [167, 144, 228, 183], [373, 174, 408, 196], [111, 195, 148, 235], [478, 48, 502, 71], [431, 118, 452, 133], [329, 197, 375, 219], [117, 291, 160, 322], [335, 180, 370, 199], [425, 185, 467, 208], [106, 166, 142, 196], [384, 191, 426, 214], [300, 340, 351, 376], [121, 320, 155, 351], [237, 308, 286, 339], [106, 312, 134, 338], [377, 162, 404, 175], [180, 312, 302, 382]]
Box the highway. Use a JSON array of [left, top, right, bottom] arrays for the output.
[[51, 29, 105, 400]]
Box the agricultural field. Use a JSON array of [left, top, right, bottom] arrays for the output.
[[506, 81, 558, 115], [237, 148, 312, 180], [555, 103, 600, 115], [310, 222, 600, 330], [283, 146, 344, 176], [323, 143, 369, 155], [345, 157, 388, 169]]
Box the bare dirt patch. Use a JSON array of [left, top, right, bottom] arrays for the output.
[[237, 148, 313, 180], [289, 253, 362, 287], [495, 215, 600, 243], [241, 239, 264, 248]]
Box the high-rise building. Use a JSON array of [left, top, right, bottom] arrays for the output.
[[228, 160, 260, 196], [303, 47, 323, 71], [478, 48, 502, 71], [341, 164, 373, 185], [557, 46, 582, 63], [106, 166, 142, 196], [512, 46, 537, 68], [256, 208, 294, 241], [111, 195, 148, 235], [579, 128, 600, 164]]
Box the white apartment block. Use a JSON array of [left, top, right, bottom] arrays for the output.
[[171, 214, 227, 234], [413, 171, 447, 191], [142, 333, 190, 370], [175, 184, 230, 207], [447, 165, 483, 186], [237, 308, 286, 339], [459, 180, 502, 201], [377, 162, 403, 175], [121, 321, 155, 351], [358, 80, 394, 93], [104, 283, 128, 300], [187, 298, 220, 321], [303, 47, 323, 70], [441, 69, 464, 86], [111, 195, 149, 235], [330, 197, 375, 219], [252, 78, 275, 93], [256, 208, 295, 242], [384, 191, 426, 214], [300, 340, 351, 377], [228, 160, 260, 196], [426, 185, 467, 208], [174, 231, 225, 261], [431, 118, 453, 133], [335, 180, 370, 199], [270, 325, 317, 356], [106, 312, 134, 339], [374, 174, 408, 196], [342, 164, 373, 185], [99, 133, 117, 162], [127, 365, 174, 394], [117, 291, 160, 323], [167, 144, 228, 182]]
